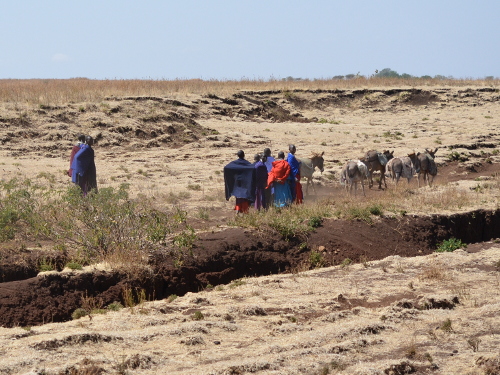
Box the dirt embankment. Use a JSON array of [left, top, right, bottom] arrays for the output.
[[0, 209, 498, 328], [1, 87, 499, 157]]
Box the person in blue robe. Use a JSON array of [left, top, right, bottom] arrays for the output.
[[287, 144, 300, 202]]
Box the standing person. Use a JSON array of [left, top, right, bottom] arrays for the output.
[[224, 150, 255, 214], [287, 144, 301, 203], [263, 148, 275, 207], [71, 135, 98, 196], [267, 151, 292, 207], [253, 153, 268, 210], [68, 134, 86, 177]]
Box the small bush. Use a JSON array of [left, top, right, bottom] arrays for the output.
[[167, 294, 178, 303], [39, 258, 54, 272], [440, 318, 453, 332], [65, 262, 83, 270], [229, 279, 246, 288], [436, 238, 467, 252], [340, 258, 352, 268], [309, 250, 325, 268], [107, 302, 124, 311], [368, 204, 383, 216], [192, 311, 204, 320], [308, 216, 322, 228], [72, 308, 88, 320]]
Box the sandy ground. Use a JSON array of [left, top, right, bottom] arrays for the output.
[[1, 86, 499, 214]]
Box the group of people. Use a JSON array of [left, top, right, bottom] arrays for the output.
[[68, 134, 97, 196], [224, 145, 303, 213]]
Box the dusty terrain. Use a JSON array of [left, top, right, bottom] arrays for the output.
[[0, 85, 499, 374]]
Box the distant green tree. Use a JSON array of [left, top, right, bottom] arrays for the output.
[[420, 75, 432, 79], [345, 74, 356, 79], [374, 68, 400, 78], [332, 75, 345, 80]]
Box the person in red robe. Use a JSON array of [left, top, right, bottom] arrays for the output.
[[267, 151, 292, 207]]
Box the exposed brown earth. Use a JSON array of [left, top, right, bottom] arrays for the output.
[[0, 86, 499, 374]]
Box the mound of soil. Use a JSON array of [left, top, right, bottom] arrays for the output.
[[1, 209, 498, 328]]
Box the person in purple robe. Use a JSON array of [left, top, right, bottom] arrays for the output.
[[71, 135, 97, 196]]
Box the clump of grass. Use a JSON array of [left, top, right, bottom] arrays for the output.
[[229, 202, 332, 240], [167, 294, 178, 303], [368, 204, 383, 216], [39, 258, 54, 272], [65, 262, 83, 270], [192, 311, 204, 320], [187, 184, 201, 191], [229, 279, 246, 289], [440, 318, 453, 332], [340, 258, 352, 268], [436, 237, 467, 252], [71, 308, 88, 320], [309, 250, 325, 268], [107, 302, 124, 311], [419, 261, 449, 281]]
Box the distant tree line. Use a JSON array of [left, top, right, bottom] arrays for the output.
[[282, 69, 496, 81]]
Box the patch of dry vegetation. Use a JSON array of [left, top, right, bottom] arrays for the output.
[[1, 246, 499, 374], [1, 77, 498, 104]]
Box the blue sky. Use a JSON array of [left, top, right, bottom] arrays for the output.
[[1, 0, 498, 80]]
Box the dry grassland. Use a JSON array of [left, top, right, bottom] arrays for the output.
[[0, 80, 499, 374]]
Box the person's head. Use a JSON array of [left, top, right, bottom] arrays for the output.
[[263, 148, 272, 157], [253, 153, 261, 162], [277, 151, 285, 159], [261, 154, 267, 163], [289, 144, 296, 154], [77, 134, 86, 143], [236, 150, 245, 159], [85, 135, 94, 146]]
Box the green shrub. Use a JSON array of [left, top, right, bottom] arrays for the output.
[[192, 311, 204, 320], [341, 258, 352, 268], [368, 204, 383, 216], [309, 250, 325, 268], [436, 238, 467, 252], [71, 308, 88, 320], [39, 258, 54, 272], [106, 302, 124, 311], [65, 262, 83, 270], [167, 294, 178, 303]]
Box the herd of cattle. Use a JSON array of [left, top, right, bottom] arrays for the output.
[[298, 148, 439, 196]]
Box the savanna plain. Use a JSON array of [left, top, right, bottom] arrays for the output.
[[0, 78, 499, 374]]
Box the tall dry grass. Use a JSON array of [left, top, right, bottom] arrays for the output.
[[1, 77, 498, 105]]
